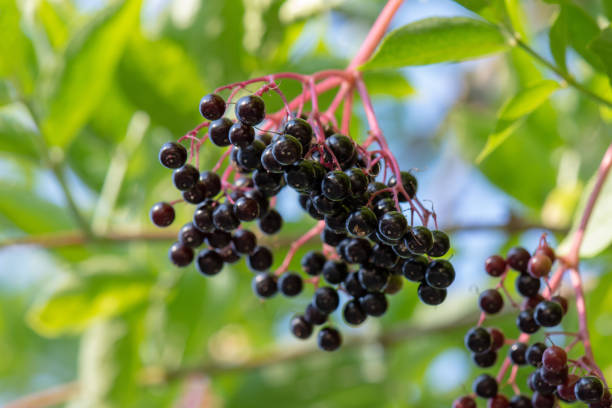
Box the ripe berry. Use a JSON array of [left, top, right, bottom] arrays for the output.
[[321, 228, 346, 246], [528, 253, 552, 278], [372, 197, 396, 218], [369, 243, 398, 268], [285, 161, 317, 192], [228, 121, 255, 148], [247, 246, 273, 271], [272, 134, 302, 165], [324, 207, 350, 233], [183, 181, 208, 204], [258, 209, 283, 235], [529, 370, 557, 395], [231, 229, 257, 254], [516, 273, 541, 297], [312, 194, 341, 215], [345, 168, 368, 195], [304, 303, 328, 325], [509, 342, 528, 365], [209, 117, 233, 146], [252, 169, 285, 196], [321, 171, 351, 201], [150, 202, 175, 227], [252, 273, 277, 298], [590, 390, 612, 408], [199, 171, 222, 198], [453, 396, 477, 408], [261, 145, 283, 173], [358, 267, 389, 292], [425, 259, 455, 289], [556, 374, 579, 402], [479, 289, 504, 314], [534, 301, 563, 327], [343, 299, 367, 325], [388, 171, 418, 200], [465, 327, 492, 353], [526, 342, 547, 367], [199, 93, 226, 120], [322, 260, 348, 284], [517, 309, 540, 334], [313, 287, 340, 313], [233, 196, 260, 221], [342, 273, 366, 299], [196, 249, 224, 276], [290, 315, 312, 339], [523, 294, 544, 310], [489, 328, 505, 350], [402, 255, 428, 282], [531, 392, 555, 408], [509, 395, 532, 408], [168, 242, 194, 267], [217, 245, 240, 263], [575, 377, 604, 403], [429, 230, 450, 257], [473, 374, 498, 398], [244, 189, 269, 215], [378, 211, 408, 241], [392, 239, 412, 258], [278, 272, 303, 297], [346, 207, 377, 237], [488, 395, 509, 408], [159, 142, 187, 169], [417, 283, 446, 305], [325, 134, 355, 165], [301, 251, 326, 276], [551, 295, 569, 315], [485, 255, 506, 277], [542, 346, 567, 372], [235, 95, 265, 126], [360, 292, 388, 316], [237, 140, 266, 171], [178, 223, 206, 247], [473, 349, 497, 367], [507, 246, 531, 273], [172, 165, 199, 191], [318, 326, 342, 351], [405, 226, 434, 254], [206, 228, 232, 248], [283, 118, 312, 149], [541, 366, 567, 385], [212, 203, 240, 231], [343, 238, 371, 264]]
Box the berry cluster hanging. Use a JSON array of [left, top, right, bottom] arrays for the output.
[[149, 70, 454, 351]]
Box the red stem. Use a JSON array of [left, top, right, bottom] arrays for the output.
[[274, 221, 325, 276]]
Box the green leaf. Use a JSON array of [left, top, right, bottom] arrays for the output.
[[504, 0, 527, 39], [589, 27, 612, 84], [362, 71, 414, 98], [452, 0, 506, 23], [0, 102, 41, 160], [549, 9, 568, 74], [41, 0, 141, 148], [360, 17, 509, 70], [28, 270, 153, 336], [476, 80, 560, 163], [563, 4, 604, 72], [36, 0, 70, 51]]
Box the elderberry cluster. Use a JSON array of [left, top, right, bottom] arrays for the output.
[[150, 91, 454, 352], [454, 242, 610, 408]]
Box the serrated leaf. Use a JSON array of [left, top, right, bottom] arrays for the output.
[[362, 71, 414, 98], [476, 80, 560, 163], [360, 17, 508, 70], [549, 9, 568, 73], [41, 0, 141, 148], [28, 271, 153, 336], [589, 27, 612, 85], [0, 102, 40, 160]]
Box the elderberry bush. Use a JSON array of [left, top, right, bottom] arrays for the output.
[[150, 91, 455, 351], [455, 240, 611, 408]]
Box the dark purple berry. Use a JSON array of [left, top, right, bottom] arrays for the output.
[[301, 251, 326, 276], [575, 377, 604, 403], [404, 226, 434, 254], [388, 171, 417, 200], [235, 95, 265, 126], [233, 196, 260, 221], [278, 272, 303, 297], [473, 374, 498, 399], [212, 203, 240, 231], [417, 283, 446, 305], [178, 223, 206, 247], [343, 299, 367, 325], [473, 349, 497, 368], [304, 303, 327, 325], [159, 142, 187, 169], [168, 242, 194, 267], [196, 249, 224, 276], [313, 287, 339, 313], [173, 164, 199, 191], [465, 327, 491, 353], [290, 315, 312, 339], [534, 300, 563, 327], [199, 93, 226, 120], [402, 255, 428, 282], [150, 202, 175, 227], [272, 134, 302, 165], [228, 122, 255, 148], [428, 230, 450, 257], [509, 342, 528, 365], [378, 211, 408, 241], [517, 309, 540, 334], [322, 260, 348, 284], [258, 208, 283, 235], [526, 342, 547, 367], [516, 273, 541, 298], [231, 229, 257, 254], [318, 326, 342, 351], [252, 273, 277, 298], [479, 289, 504, 314], [343, 272, 367, 298], [425, 259, 455, 289], [485, 255, 507, 277], [358, 267, 389, 292], [208, 117, 233, 146], [247, 246, 273, 271], [360, 292, 388, 316], [507, 246, 531, 273], [321, 170, 351, 201]]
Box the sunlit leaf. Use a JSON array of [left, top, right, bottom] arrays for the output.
[[362, 71, 414, 98], [0, 102, 40, 160], [563, 4, 604, 72], [549, 9, 568, 74], [452, 0, 506, 23], [589, 27, 612, 85]]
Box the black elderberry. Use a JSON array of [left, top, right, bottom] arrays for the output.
[[485, 255, 507, 277], [228, 121, 255, 148], [425, 259, 455, 289], [179, 223, 206, 248], [252, 169, 284, 197], [509, 342, 528, 365], [173, 164, 200, 191], [372, 197, 396, 218], [402, 255, 428, 282], [233, 196, 260, 221], [388, 171, 418, 201], [272, 134, 303, 166], [217, 245, 240, 263], [284, 160, 317, 192], [509, 395, 532, 408], [392, 240, 413, 258], [343, 299, 367, 325], [313, 287, 340, 313], [168, 242, 194, 267], [283, 118, 313, 149], [322, 260, 348, 284], [150, 202, 175, 227], [542, 346, 567, 372], [290, 315, 312, 339], [465, 327, 491, 353], [321, 228, 346, 246], [301, 251, 326, 276], [345, 168, 369, 195], [517, 309, 540, 334], [207, 228, 232, 248], [324, 207, 350, 233], [231, 229, 257, 254], [278, 272, 303, 297], [321, 170, 351, 201], [529, 370, 557, 395], [244, 189, 269, 215], [343, 238, 371, 264], [212, 203, 240, 231], [429, 230, 450, 257], [531, 392, 555, 408], [507, 246, 531, 273], [534, 300, 563, 327], [258, 209, 283, 235], [360, 292, 388, 317], [551, 295, 569, 315], [304, 303, 328, 325], [526, 342, 547, 367], [405, 226, 434, 254], [473, 349, 497, 368], [325, 134, 355, 165], [318, 326, 342, 351], [159, 142, 188, 169], [312, 194, 341, 215], [375, 230, 401, 246], [358, 267, 390, 292], [261, 145, 284, 173], [196, 249, 224, 276], [235, 95, 265, 126], [516, 273, 541, 298], [237, 140, 266, 172], [208, 117, 233, 146], [183, 181, 207, 204], [346, 207, 377, 236], [453, 396, 477, 408], [367, 182, 393, 201], [557, 374, 579, 402], [306, 200, 325, 220], [378, 211, 408, 241], [575, 377, 604, 403], [256, 132, 273, 146], [478, 288, 504, 314], [199, 93, 226, 120], [199, 171, 222, 198], [369, 243, 399, 269], [541, 366, 567, 386], [473, 374, 498, 399], [343, 272, 367, 298], [247, 246, 273, 271], [252, 273, 277, 298], [417, 283, 447, 305]]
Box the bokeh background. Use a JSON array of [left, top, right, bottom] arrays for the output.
[[2, 0, 612, 406]]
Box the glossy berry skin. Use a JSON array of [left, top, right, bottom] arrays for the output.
[[304, 303, 327, 325], [312, 194, 341, 215], [321, 171, 351, 201], [388, 171, 417, 200], [252, 273, 277, 298], [526, 342, 547, 367], [551, 295, 569, 315], [150, 202, 175, 227], [313, 287, 340, 313], [212, 203, 240, 231], [575, 377, 604, 403], [429, 230, 450, 257], [541, 366, 567, 386], [301, 251, 326, 276], [485, 255, 507, 277], [252, 169, 284, 197], [346, 207, 377, 237], [278, 272, 303, 297], [217, 246, 240, 264], [345, 168, 369, 195], [322, 228, 346, 246], [529, 370, 556, 395], [542, 346, 567, 372], [479, 289, 504, 314], [509, 395, 533, 408], [378, 211, 408, 241], [207, 229, 231, 249], [178, 223, 206, 248], [173, 164, 200, 191], [168, 242, 194, 267], [231, 229, 257, 254], [417, 283, 446, 305], [465, 327, 492, 353], [402, 255, 428, 282], [196, 249, 224, 276], [473, 374, 498, 399], [517, 309, 540, 334], [343, 299, 367, 325], [589, 390, 612, 408], [488, 395, 509, 408], [453, 396, 477, 408], [369, 243, 398, 269], [199, 93, 226, 120], [509, 342, 528, 365], [261, 145, 284, 173], [322, 260, 348, 284], [489, 328, 505, 350], [507, 246, 531, 273], [244, 189, 269, 215], [237, 140, 266, 171], [372, 197, 395, 218], [556, 374, 579, 402], [283, 118, 312, 148], [531, 392, 555, 408], [285, 161, 317, 192], [247, 246, 273, 271], [425, 259, 455, 289], [159, 142, 187, 169], [258, 209, 283, 235], [534, 300, 563, 327], [528, 253, 552, 278], [358, 267, 389, 292], [516, 273, 541, 298], [325, 134, 355, 165], [343, 238, 371, 264], [343, 272, 367, 298], [233, 196, 260, 221], [318, 326, 342, 351], [209, 117, 233, 146], [199, 171, 222, 198], [183, 181, 207, 204], [228, 121, 255, 148], [272, 134, 302, 166], [235, 95, 265, 126], [404, 226, 434, 254], [290, 315, 312, 339], [360, 292, 388, 316], [473, 349, 497, 368]]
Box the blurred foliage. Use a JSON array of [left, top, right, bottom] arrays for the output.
[[1, 0, 612, 407]]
